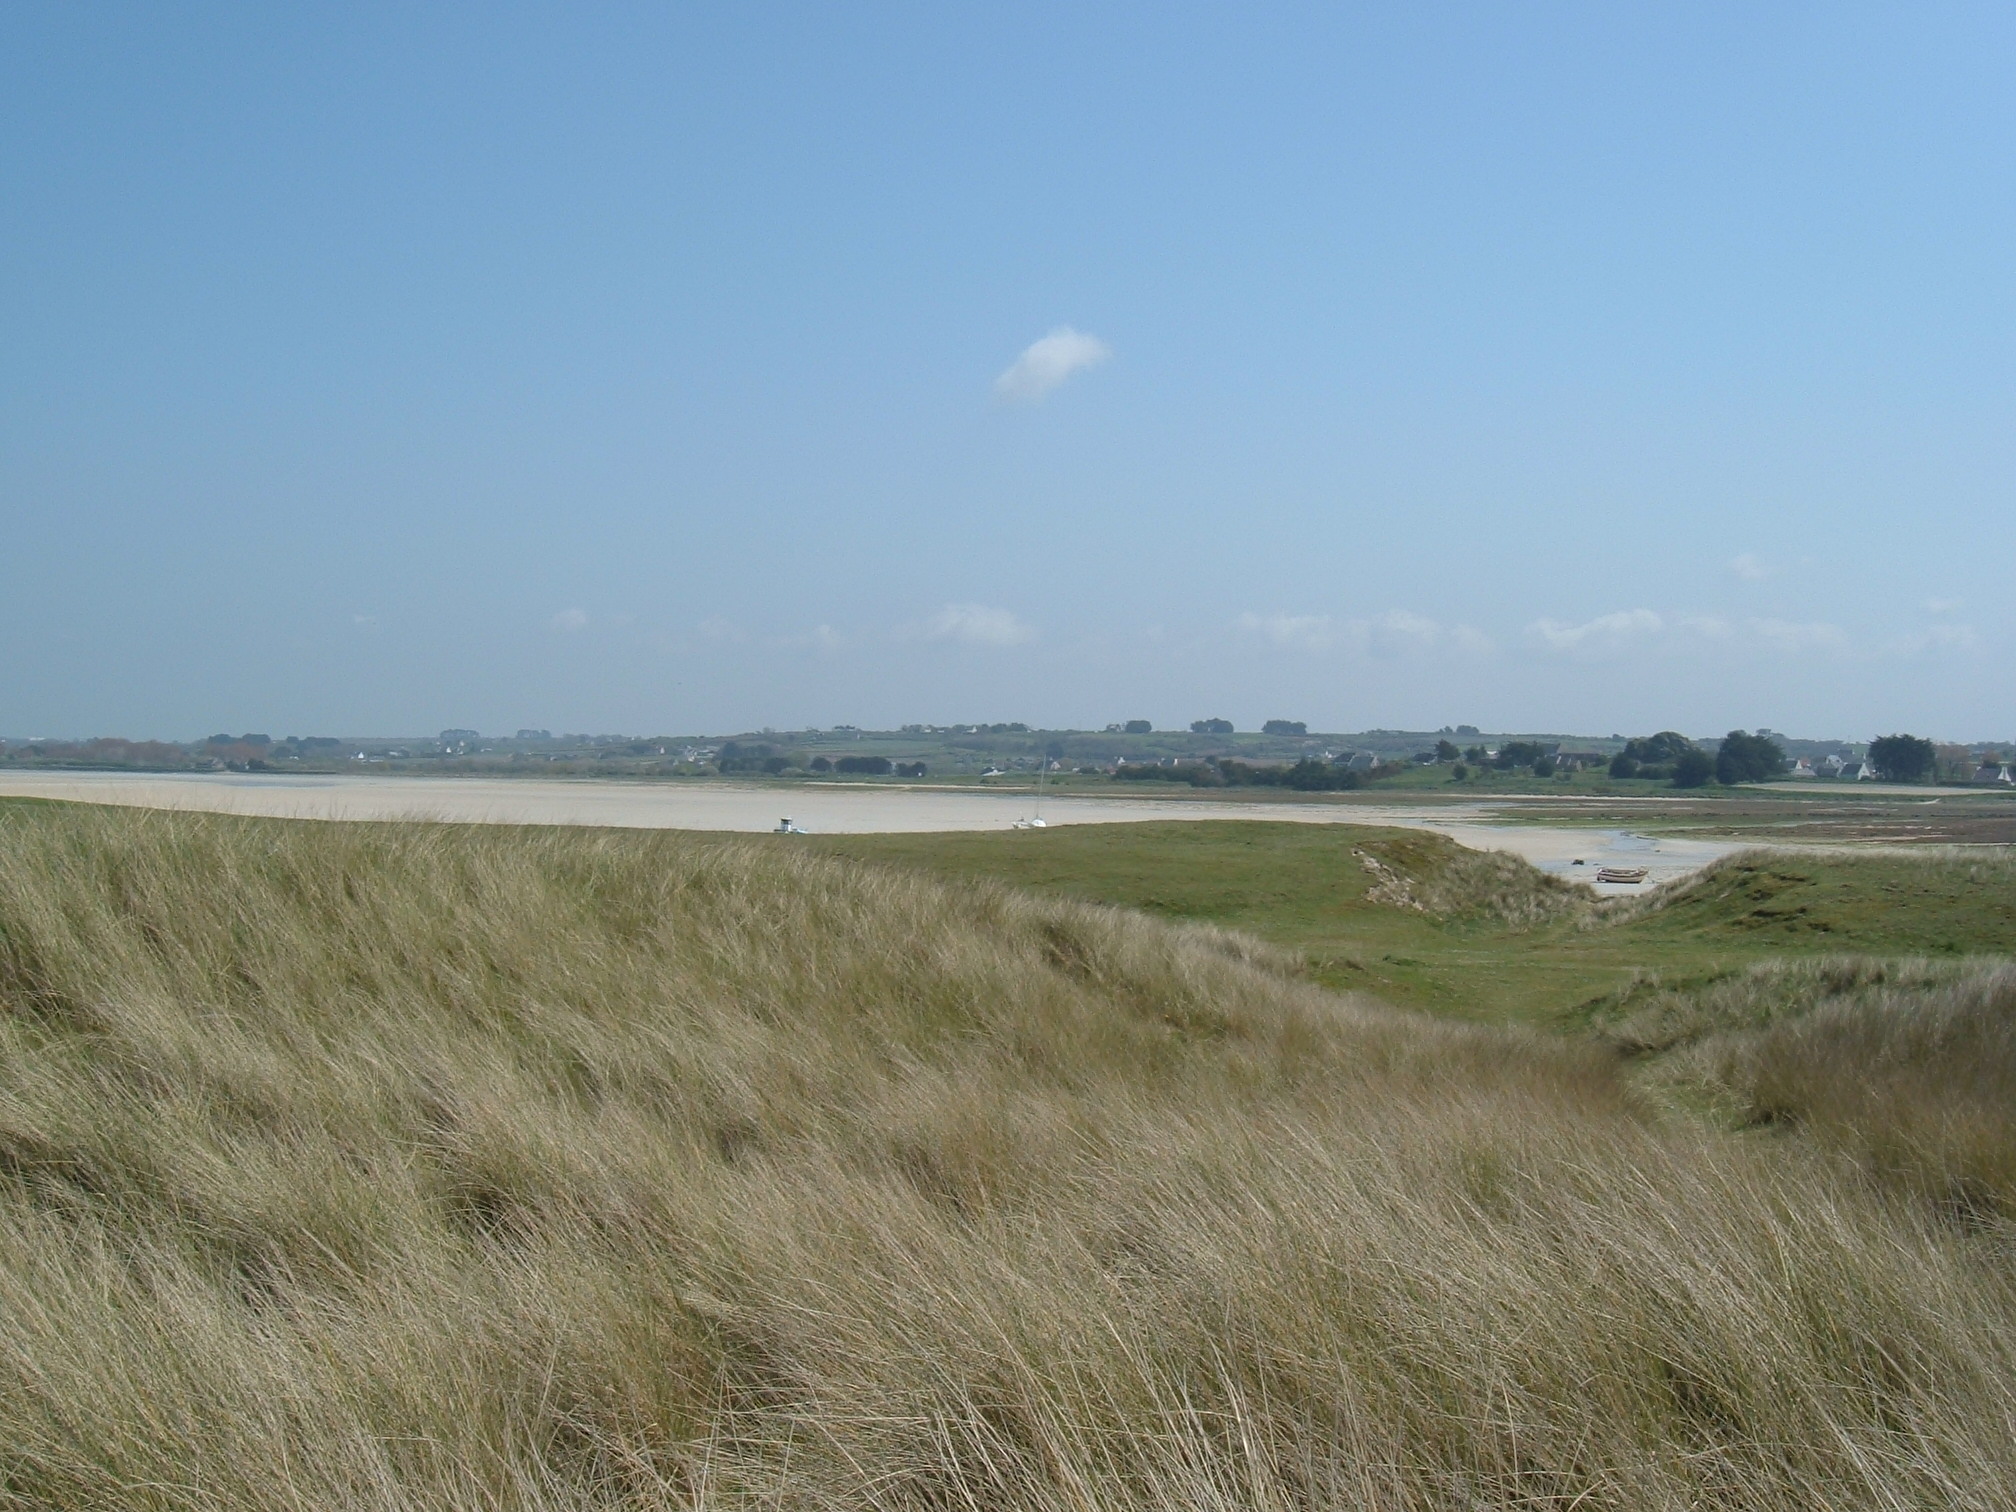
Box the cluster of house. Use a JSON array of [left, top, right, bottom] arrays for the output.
[[1786, 754, 2015, 784]]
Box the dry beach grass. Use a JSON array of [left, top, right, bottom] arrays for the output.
[[0, 805, 2013, 1508]]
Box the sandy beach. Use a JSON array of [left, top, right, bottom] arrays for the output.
[[0, 770, 1742, 888]]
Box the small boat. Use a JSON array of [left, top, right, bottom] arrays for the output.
[[1595, 866, 1648, 884], [1012, 749, 1052, 830], [774, 818, 807, 834]]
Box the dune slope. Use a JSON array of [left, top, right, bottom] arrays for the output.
[[0, 806, 2012, 1509]]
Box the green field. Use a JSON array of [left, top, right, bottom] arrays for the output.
[[812, 821, 2016, 1022]]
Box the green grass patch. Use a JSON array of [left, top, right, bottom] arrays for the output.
[[812, 824, 2016, 1024]]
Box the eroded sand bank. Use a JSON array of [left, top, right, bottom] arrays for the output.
[[0, 771, 1740, 888]]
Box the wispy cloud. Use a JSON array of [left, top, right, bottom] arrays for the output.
[[774, 624, 844, 656], [697, 617, 744, 642], [915, 603, 1037, 647], [994, 327, 1111, 403], [1925, 597, 1964, 614], [1529, 609, 1664, 653], [549, 608, 589, 633], [1237, 610, 1492, 657], [1239, 612, 1339, 650], [1729, 552, 1771, 581], [1749, 618, 1847, 652], [1677, 614, 1733, 639], [1893, 623, 1980, 654], [1534, 608, 1847, 657]]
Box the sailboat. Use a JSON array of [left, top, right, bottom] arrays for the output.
[[1012, 751, 1050, 829]]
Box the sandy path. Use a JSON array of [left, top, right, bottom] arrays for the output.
[[0, 771, 1741, 889]]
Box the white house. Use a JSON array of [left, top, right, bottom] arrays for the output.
[[1973, 762, 2015, 786]]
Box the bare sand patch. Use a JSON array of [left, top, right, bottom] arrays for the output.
[[0, 770, 1739, 887]]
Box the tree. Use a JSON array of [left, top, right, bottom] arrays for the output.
[[1123, 720, 1152, 735], [1620, 731, 1695, 765], [1190, 718, 1234, 735], [1714, 729, 1787, 785], [1672, 748, 1715, 788], [1494, 741, 1551, 770], [1450, 762, 1469, 781], [1464, 745, 1486, 763], [1868, 733, 1936, 784], [1613, 730, 1698, 781], [1261, 720, 1307, 736]]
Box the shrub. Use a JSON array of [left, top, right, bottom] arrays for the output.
[[1673, 748, 1716, 787], [1494, 741, 1551, 770], [834, 755, 894, 775], [1620, 731, 1697, 767]]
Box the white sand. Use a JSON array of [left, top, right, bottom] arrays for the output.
[[0, 771, 1741, 888]]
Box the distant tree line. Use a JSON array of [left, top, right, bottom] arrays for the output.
[[1604, 730, 1779, 788], [1115, 757, 1372, 791]]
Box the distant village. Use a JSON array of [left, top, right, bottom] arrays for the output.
[[1, 723, 2009, 789]]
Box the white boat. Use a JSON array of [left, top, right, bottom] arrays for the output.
[[1013, 750, 1052, 830]]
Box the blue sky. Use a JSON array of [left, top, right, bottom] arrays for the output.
[[3, 4, 2010, 739]]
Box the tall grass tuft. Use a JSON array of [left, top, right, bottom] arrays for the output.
[[1603, 957, 2016, 1219], [1, 805, 2014, 1508]]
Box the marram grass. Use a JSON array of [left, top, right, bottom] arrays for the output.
[[0, 805, 2013, 1509]]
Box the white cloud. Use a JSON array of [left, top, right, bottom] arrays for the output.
[[1529, 609, 1664, 652], [994, 326, 1111, 403], [550, 608, 589, 633], [1749, 618, 1847, 652], [1238, 612, 1339, 650], [1237, 610, 1493, 657], [1893, 623, 1980, 654], [1729, 552, 1770, 580], [919, 603, 1037, 647], [1925, 597, 1964, 614], [775, 624, 844, 655], [697, 617, 744, 642], [1677, 614, 1734, 639]]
